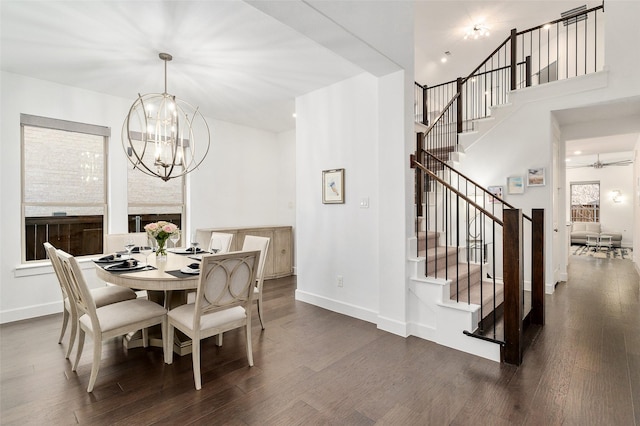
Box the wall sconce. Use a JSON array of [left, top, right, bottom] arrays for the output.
[[611, 190, 623, 203]]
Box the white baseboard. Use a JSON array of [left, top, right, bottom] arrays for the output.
[[295, 289, 378, 325], [1, 301, 62, 324]]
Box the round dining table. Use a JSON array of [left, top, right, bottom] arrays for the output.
[[95, 250, 203, 355], [95, 251, 199, 291]]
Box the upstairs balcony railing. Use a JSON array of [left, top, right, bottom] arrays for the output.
[[415, 4, 605, 134]]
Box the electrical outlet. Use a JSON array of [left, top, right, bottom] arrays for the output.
[[337, 275, 343, 287]]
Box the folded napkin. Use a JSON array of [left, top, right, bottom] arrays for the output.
[[107, 259, 139, 270], [94, 253, 126, 263], [99, 254, 121, 261], [186, 247, 204, 253], [188, 263, 200, 270]]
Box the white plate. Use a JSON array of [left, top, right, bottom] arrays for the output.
[[180, 266, 200, 275], [104, 262, 147, 272]]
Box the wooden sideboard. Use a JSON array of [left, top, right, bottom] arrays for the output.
[[195, 226, 293, 279]]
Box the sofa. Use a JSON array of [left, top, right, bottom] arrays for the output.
[[570, 222, 622, 248]]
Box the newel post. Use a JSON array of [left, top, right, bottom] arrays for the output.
[[531, 208, 545, 325], [414, 133, 424, 218], [510, 28, 517, 91], [456, 77, 463, 135], [503, 208, 523, 365]]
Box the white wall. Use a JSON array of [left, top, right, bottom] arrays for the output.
[[0, 71, 295, 323], [295, 73, 381, 322], [566, 162, 635, 247]]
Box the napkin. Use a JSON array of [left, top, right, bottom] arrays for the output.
[[188, 263, 200, 270], [97, 253, 123, 262]]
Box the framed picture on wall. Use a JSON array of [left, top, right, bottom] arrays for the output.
[[527, 167, 545, 186], [507, 176, 525, 194], [322, 168, 345, 204], [487, 186, 504, 204]]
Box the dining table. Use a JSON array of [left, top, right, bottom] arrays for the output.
[[94, 248, 207, 355]]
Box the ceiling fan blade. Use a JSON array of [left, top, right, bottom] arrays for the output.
[[602, 159, 633, 166]]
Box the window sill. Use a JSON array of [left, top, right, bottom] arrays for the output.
[[14, 256, 96, 278]]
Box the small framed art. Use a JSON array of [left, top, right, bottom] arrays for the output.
[[487, 186, 504, 204], [322, 168, 345, 204], [527, 167, 545, 187], [507, 176, 525, 194]]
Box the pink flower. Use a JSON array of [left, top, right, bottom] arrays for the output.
[[144, 223, 158, 231], [162, 224, 176, 233]]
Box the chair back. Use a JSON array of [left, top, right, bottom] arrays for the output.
[[241, 235, 270, 286], [44, 242, 70, 300], [208, 232, 233, 253], [193, 251, 259, 329], [56, 250, 99, 329], [105, 232, 148, 254]]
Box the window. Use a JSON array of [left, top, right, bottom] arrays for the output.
[[21, 114, 108, 261], [570, 181, 600, 222], [126, 140, 184, 237]]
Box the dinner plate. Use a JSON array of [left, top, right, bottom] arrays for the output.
[[179, 266, 200, 275], [104, 262, 148, 272]]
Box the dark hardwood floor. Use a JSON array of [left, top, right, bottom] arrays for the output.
[[1, 255, 639, 425]]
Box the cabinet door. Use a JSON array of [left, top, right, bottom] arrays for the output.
[[273, 227, 292, 278], [237, 229, 275, 278]]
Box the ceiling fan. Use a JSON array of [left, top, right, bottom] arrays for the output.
[[567, 154, 633, 169]]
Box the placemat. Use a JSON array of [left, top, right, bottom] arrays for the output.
[[165, 269, 199, 279]]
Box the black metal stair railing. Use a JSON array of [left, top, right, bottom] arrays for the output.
[[412, 143, 544, 365], [416, 4, 605, 137]]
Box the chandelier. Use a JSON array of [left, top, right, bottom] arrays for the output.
[[122, 53, 210, 181]]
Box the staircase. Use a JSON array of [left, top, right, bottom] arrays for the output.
[[407, 3, 605, 364]]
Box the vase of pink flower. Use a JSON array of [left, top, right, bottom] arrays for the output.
[[144, 221, 179, 260]]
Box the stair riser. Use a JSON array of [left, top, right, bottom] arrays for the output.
[[425, 252, 459, 274], [449, 270, 482, 298]]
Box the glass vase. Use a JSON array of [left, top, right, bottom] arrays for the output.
[[156, 238, 167, 261]]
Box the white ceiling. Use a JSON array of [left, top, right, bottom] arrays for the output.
[[1, 0, 635, 155], [0, 0, 365, 133]]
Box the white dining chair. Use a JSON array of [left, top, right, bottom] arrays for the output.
[[44, 242, 137, 359], [56, 249, 168, 393], [104, 232, 149, 254], [241, 235, 270, 329], [208, 232, 233, 253], [166, 250, 259, 390]]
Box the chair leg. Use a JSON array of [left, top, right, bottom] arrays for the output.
[[73, 329, 85, 372], [192, 338, 201, 390], [257, 294, 265, 330], [142, 328, 149, 348], [59, 308, 69, 344], [161, 318, 170, 365], [166, 323, 175, 364], [66, 313, 78, 360], [245, 323, 254, 367], [87, 334, 102, 393]]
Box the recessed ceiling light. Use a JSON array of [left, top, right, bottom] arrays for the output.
[[574, 150, 582, 155], [565, 158, 571, 162], [292, 113, 296, 118]]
